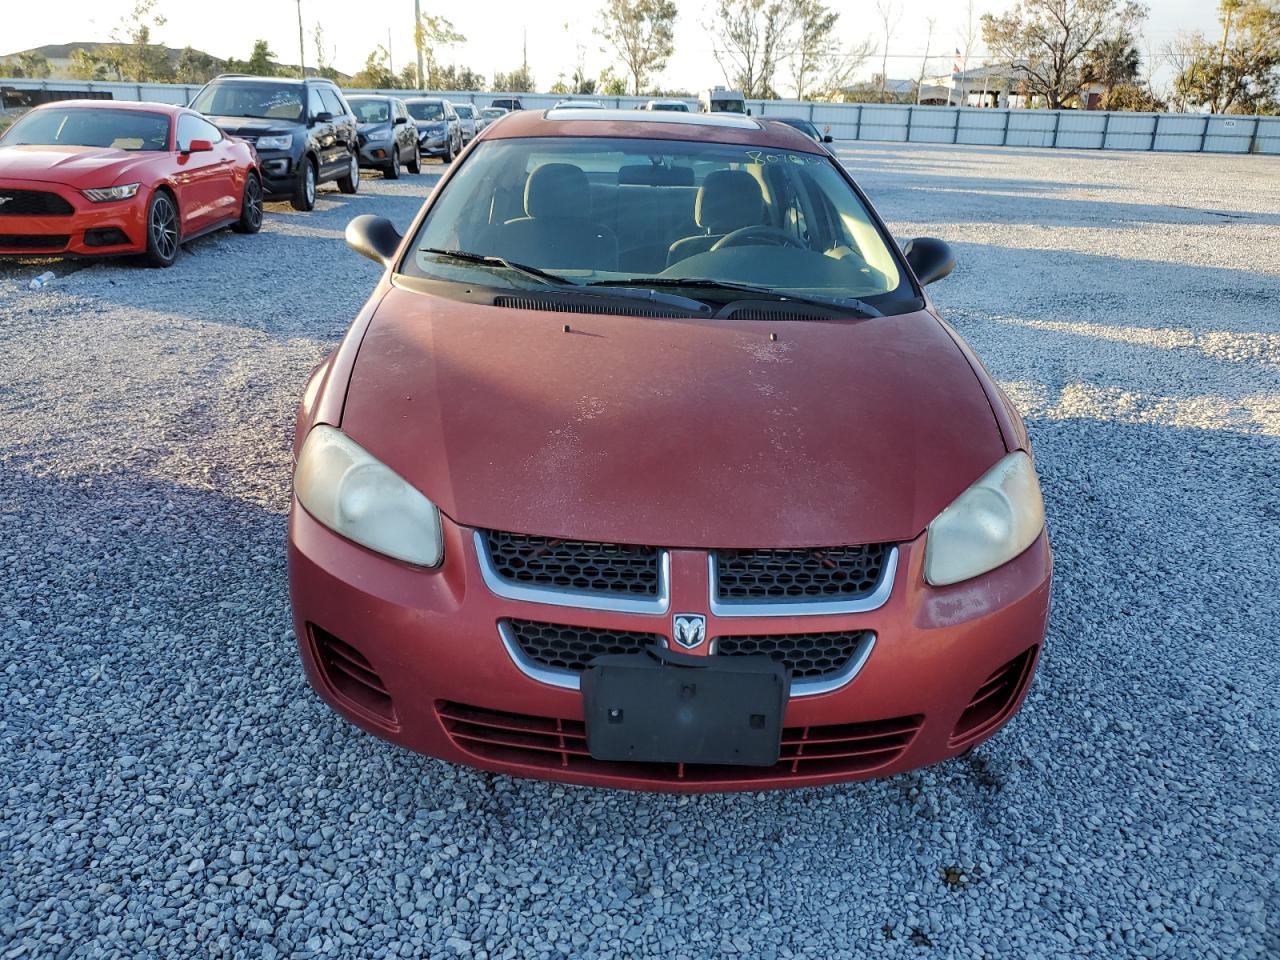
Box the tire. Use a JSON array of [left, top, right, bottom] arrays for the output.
[[384, 149, 401, 180], [406, 145, 421, 175], [442, 136, 454, 163], [232, 172, 263, 234], [338, 150, 360, 194], [291, 157, 317, 212], [141, 189, 180, 268]]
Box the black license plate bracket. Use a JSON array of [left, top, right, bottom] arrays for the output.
[[581, 650, 789, 767]]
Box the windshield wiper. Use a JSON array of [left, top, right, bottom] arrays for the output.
[[420, 247, 575, 286], [587, 277, 882, 318]]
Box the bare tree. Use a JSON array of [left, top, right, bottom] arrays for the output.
[[915, 17, 937, 102], [596, 0, 679, 96], [876, 0, 903, 100], [790, 0, 841, 100], [708, 0, 799, 98], [981, 0, 1148, 109]]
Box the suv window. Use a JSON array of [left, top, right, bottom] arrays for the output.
[[176, 113, 223, 148], [308, 87, 327, 119], [190, 82, 304, 122], [319, 87, 347, 118]]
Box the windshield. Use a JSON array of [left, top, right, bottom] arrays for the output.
[[454, 105, 474, 118], [709, 99, 745, 114], [190, 82, 304, 122], [405, 136, 914, 312], [350, 99, 390, 123], [779, 118, 819, 140], [1, 107, 170, 151], [482, 109, 505, 119], [408, 102, 445, 121], [652, 102, 688, 111]]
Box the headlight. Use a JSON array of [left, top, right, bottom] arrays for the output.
[[254, 133, 293, 151], [923, 451, 1045, 586], [81, 183, 141, 202], [294, 425, 443, 567]]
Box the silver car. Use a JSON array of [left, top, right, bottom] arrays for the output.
[[477, 107, 507, 131], [452, 103, 478, 144]]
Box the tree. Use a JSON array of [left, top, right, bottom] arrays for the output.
[[68, 48, 107, 81], [790, 0, 839, 100], [1173, 1, 1280, 113], [351, 47, 396, 88], [1083, 34, 1141, 108], [175, 46, 218, 84], [596, 0, 678, 96], [416, 13, 465, 88], [492, 65, 535, 92], [982, 0, 1147, 109], [875, 0, 902, 100], [16, 52, 52, 79], [707, 0, 799, 98], [104, 0, 172, 82], [245, 40, 278, 77], [598, 67, 628, 95], [313, 26, 339, 81], [433, 64, 485, 90]]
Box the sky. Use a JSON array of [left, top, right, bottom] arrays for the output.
[[6, 0, 1224, 94]]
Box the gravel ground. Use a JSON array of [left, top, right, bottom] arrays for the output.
[[2, 146, 1277, 959]]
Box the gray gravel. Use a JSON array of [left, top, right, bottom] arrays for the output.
[[2, 147, 1277, 959]]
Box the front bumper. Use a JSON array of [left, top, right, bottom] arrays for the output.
[[252, 150, 301, 199], [0, 178, 148, 257], [417, 131, 449, 156], [357, 141, 397, 168], [289, 509, 1051, 792]]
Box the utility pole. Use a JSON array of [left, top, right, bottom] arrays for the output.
[[523, 26, 528, 73], [414, 0, 425, 89], [388, 28, 394, 76], [296, 0, 306, 78]]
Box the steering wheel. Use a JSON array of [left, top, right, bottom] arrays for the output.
[[710, 224, 806, 252]]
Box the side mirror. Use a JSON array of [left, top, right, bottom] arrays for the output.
[[183, 139, 214, 153], [903, 237, 955, 286], [822, 134, 833, 143], [312, 111, 333, 124], [394, 115, 408, 125], [345, 215, 402, 267]]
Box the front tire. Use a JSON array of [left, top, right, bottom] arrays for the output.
[[232, 172, 263, 234], [384, 149, 401, 180], [141, 189, 180, 268], [338, 150, 360, 194], [442, 137, 454, 163], [291, 158, 317, 212], [406, 146, 421, 175]]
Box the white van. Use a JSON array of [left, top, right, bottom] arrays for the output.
[[699, 87, 748, 115]]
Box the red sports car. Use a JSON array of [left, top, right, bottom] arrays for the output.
[[0, 100, 261, 266], [290, 109, 1052, 792]]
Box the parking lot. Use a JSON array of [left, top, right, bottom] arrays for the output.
[[1, 144, 1277, 958]]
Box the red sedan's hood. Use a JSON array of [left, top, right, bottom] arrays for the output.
[[0, 145, 152, 185], [341, 287, 1005, 548]]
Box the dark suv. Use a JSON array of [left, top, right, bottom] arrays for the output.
[[190, 74, 359, 211]]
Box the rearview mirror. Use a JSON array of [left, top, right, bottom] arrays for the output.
[[345, 215, 402, 267], [311, 111, 333, 124], [903, 237, 955, 286], [394, 115, 408, 125], [183, 139, 214, 153], [822, 134, 833, 143]]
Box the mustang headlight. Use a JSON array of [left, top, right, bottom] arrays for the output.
[[294, 425, 443, 567], [923, 451, 1045, 587], [81, 183, 141, 202], [254, 133, 293, 151]]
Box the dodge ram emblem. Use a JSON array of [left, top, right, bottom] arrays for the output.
[[672, 614, 707, 650]]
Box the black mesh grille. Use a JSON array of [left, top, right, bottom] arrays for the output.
[[716, 631, 872, 680], [715, 544, 890, 602], [483, 530, 660, 597], [505, 619, 662, 673], [0, 234, 69, 250], [0, 190, 75, 216]]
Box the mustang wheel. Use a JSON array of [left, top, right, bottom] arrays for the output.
[[142, 190, 180, 267], [233, 172, 263, 234]]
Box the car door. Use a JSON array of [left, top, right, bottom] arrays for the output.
[[307, 86, 339, 180], [444, 103, 459, 151], [172, 113, 228, 234], [393, 100, 413, 159], [320, 87, 355, 171]]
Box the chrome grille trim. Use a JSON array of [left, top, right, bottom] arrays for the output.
[[497, 623, 875, 698], [474, 531, 671, 614], [707, 546, 898, 617]]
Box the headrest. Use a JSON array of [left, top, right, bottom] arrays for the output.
[[694, 169, 764, 232], [524, 163, 589, 218], [618, 164, 696, 186]]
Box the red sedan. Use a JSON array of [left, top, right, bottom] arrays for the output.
[[290, 109, 1052, 792], [0, 100, 261, 266]]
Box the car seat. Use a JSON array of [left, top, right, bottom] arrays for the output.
[[666, 169, 765, 268], [495, 163, 618, 270]]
